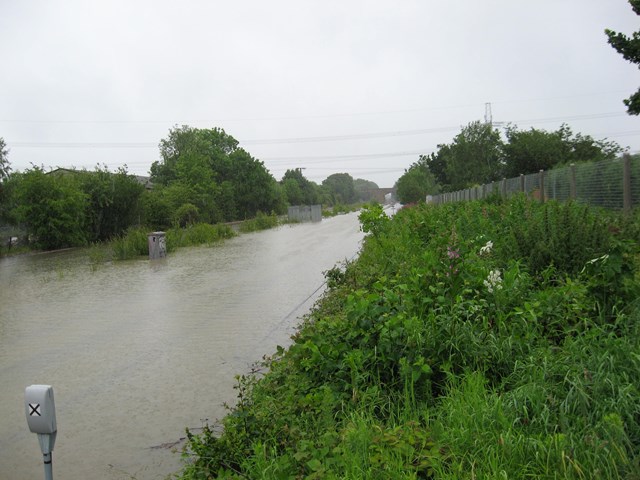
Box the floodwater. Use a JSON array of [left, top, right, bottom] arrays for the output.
[[0, 212, 364, 480]]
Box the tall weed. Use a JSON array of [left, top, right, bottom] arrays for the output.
[[111, 227, 148, 260]]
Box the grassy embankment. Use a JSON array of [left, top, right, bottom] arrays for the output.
[[88, 211, 281, 262], [179, 196, 640, 479]]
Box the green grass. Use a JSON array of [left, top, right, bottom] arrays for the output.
[[238, 211, 280, 233], [166, 223, 235, 249]]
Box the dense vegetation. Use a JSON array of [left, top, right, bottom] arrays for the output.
[[1, 166, 145, 250], [394, 122, 623, 204], [179, 197, 640, 479]]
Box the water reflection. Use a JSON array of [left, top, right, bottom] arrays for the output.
[[0, 213, 363, 479]]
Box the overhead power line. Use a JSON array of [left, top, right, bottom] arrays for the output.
[[6, 112, 633, 149], [0, 90, 630, 124], [263, 150, 429, 164]]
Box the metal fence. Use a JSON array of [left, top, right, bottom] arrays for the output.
[[432, 154, 639, 213]]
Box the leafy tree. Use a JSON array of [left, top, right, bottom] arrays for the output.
[[605, 0, 640, 114], [566, 126, 622, 163], [395, 157, 439, 204], [12, 167, 87, 249], [142, 181, 219, 228], [282, 177, 304, 205], [281, 168, 319, 205], [322, 173, 356, 205], [151, 126, 283, 221], [151, 126, 238, 185], [227, 148, 282, 218], [78, 166, 145, 242], [503, 125, 569, 177], [354, 178, 380, 202], [426, 121, 504, 192], [504, 124, 622, 177], [422, 149, 449, 189]]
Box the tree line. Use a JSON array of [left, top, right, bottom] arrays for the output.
[[0, 127, 378, 251], [394, 121, 625, 204]]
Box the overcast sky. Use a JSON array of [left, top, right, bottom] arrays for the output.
[[1, 0, 638, 187]]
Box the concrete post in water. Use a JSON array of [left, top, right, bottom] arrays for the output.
[[148, 232, 166, 260]]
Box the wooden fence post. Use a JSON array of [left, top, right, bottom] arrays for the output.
[[520, 174, 525, 193], [539, 170, 545, 204]]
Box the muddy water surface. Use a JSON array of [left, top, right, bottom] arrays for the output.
[[0, 213, 363, 479]]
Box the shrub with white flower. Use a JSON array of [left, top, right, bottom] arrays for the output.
[[483, 269, 503, 293], [479, 240, 493, 256]]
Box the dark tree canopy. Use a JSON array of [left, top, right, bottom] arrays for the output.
[[12, 168, 88, 249], [354, 178, 379, 202], [423, 122, 622, 193], [6, 165, 145, 249], [322, 173, 356, 205], [504, 124, 622, 177], [149, 126, 284, 222], [503, 126, 567, 177], [77, 166, 145, 242], [281, 168, 319, 205], [605, 0, 640, 114], [424, 121, 504, 192], [394, 156, 439, 204]]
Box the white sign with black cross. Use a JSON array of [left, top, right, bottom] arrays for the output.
[[25, 385, 57, 435]]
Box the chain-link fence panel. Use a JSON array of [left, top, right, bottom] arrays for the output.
[[433, 155, 637, 212]]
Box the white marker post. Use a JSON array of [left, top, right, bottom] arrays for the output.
[[25, 385, 57, 480]]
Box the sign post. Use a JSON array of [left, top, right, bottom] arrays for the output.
[[25, 385, 57, 480]]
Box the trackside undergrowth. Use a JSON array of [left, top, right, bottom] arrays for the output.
[[179, 196, 640, 479]]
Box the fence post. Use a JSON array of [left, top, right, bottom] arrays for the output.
[[501, 178, 507, 199], [520, 174, 525, 193], [538, 170, 545, 204], [569, 163, 576, 200], [623, 153, 632, 213]]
